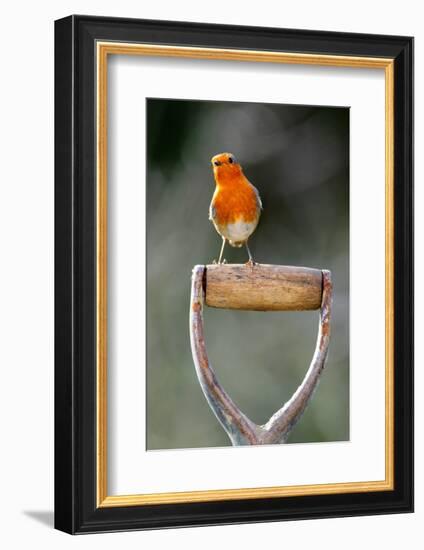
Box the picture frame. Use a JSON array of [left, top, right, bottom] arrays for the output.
[[54, 15, 413, 534]]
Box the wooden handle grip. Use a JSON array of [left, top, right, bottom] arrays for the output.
[[205, 264, 323, 311]]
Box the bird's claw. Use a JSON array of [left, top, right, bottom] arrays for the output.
[[245, 259, 257, 268], [212, 259, 227, 265]]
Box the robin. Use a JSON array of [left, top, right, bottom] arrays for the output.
[[209, 152, 262, 265]]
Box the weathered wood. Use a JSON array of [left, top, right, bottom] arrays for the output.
[[189, 265, 333, 446], [190, 266, 261, 445], [205, 263, 322, 311]]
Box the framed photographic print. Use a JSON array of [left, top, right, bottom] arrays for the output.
[[54, 15, 413, 534]]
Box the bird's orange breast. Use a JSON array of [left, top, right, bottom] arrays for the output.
[[211, 174, 260, 226]]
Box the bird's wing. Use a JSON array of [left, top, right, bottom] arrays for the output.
[[254, 186, 263, 210], [209, 202, 216, 221]]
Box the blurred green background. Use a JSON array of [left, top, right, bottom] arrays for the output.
[[146, 98, 349, 450]]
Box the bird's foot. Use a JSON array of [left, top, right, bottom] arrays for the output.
[[245, 259, 257, 268], [212, 259, 227, 265]]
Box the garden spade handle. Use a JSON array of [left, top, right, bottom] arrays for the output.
[[189, 264, 332, 445]]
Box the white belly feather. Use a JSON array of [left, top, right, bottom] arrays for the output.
[[222, 219, 257, 246]]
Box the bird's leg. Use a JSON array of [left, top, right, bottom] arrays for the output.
[[245, 242, 256, 267], [217, 237, 226, 264]]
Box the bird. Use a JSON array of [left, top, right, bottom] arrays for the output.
[[209, 152, 262, 265]]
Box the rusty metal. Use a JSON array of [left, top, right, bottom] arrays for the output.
[[189, 265, 332, 445]]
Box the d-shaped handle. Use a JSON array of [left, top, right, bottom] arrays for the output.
[[190, 264, 332, 445]]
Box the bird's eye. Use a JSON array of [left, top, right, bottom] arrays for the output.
[[213, 160, 220, 166], [228, 156, 234, 164]]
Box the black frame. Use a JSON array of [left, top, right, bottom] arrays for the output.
[[55, 15, 414, 534]]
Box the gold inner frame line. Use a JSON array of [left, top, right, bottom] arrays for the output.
[[96, 41, 395, 508]]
